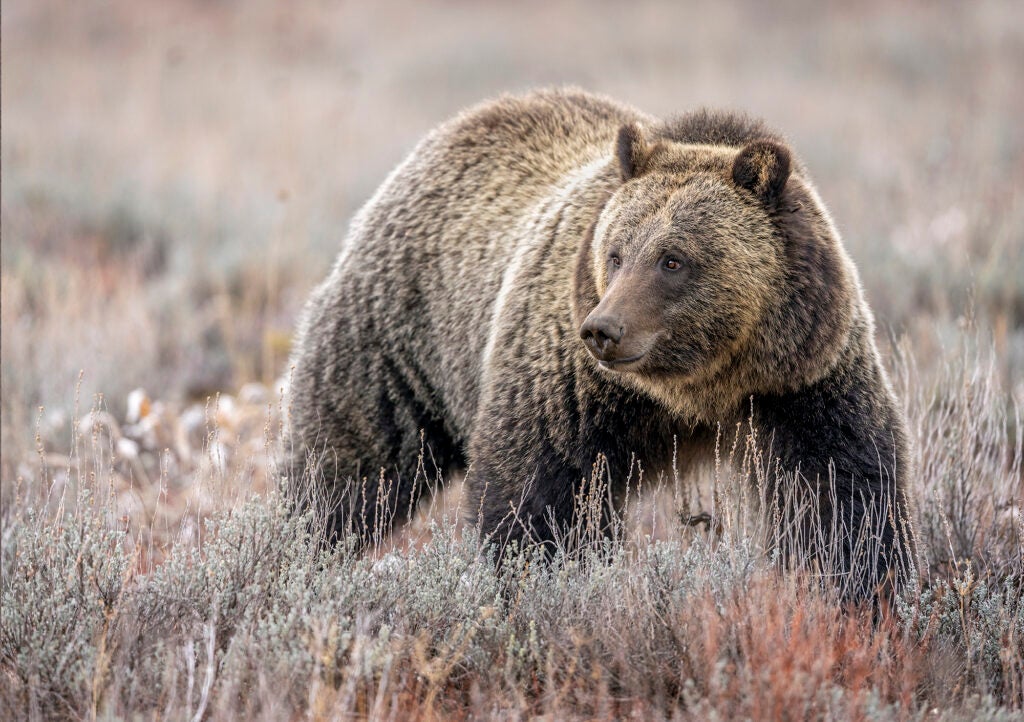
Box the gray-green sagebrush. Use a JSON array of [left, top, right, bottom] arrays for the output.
[[287, 88, 915, 599]]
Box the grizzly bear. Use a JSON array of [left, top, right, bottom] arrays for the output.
[[287, 88, 915, 599]]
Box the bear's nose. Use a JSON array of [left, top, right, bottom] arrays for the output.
[[580, 316, 625, 357]]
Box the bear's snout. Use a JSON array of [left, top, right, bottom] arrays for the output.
[[580, 314, 625, 359], [581, 313, 654, 369]]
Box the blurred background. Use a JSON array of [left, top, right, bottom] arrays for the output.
[[2, 0, 1022, 506]]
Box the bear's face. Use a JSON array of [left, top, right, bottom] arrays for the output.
[[581, 136, 786, 382], [572, 125, 857, 420]]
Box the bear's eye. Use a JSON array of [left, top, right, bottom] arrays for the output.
[[662, 257, 684, 272], [609, 254, 622, 268]]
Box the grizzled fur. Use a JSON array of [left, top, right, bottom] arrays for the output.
[[287, 89, 915, 598]]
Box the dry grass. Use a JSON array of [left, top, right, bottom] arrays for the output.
[[2, 0, 1023, 719], [1, 367, 1021, 720]]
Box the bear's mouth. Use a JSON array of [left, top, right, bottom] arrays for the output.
[[597, 353, 647, 371]]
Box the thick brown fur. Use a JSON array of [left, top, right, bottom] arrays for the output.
[[287, 89, 915, 600]]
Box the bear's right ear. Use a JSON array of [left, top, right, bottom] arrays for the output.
[[617, 123, 652, 182], [732, 140, 792, 206]]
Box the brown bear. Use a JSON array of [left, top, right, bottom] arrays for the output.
[[287, 88, 915, 599]]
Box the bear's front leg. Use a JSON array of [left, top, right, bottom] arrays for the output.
[[465, 354, 653, 558], [464, 349, 677, 560], [464, 385, 589, 558], [752, 350, 917, 602]]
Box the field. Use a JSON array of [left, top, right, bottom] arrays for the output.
[[2, 1, 1022, 719]]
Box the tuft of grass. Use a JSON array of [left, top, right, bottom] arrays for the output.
[[897, 332, 1024, 583]]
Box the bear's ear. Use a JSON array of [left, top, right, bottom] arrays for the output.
[[732, 140, 792, 205], [616, 123, 652, 182]]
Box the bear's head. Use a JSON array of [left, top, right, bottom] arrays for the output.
[[571, 122, 859, 421]]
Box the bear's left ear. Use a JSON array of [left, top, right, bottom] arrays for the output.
[[732, 140, 792, 205], [616, 123, 653, 182]]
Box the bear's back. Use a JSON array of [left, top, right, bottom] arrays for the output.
[[321, 91, 640, 439]]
